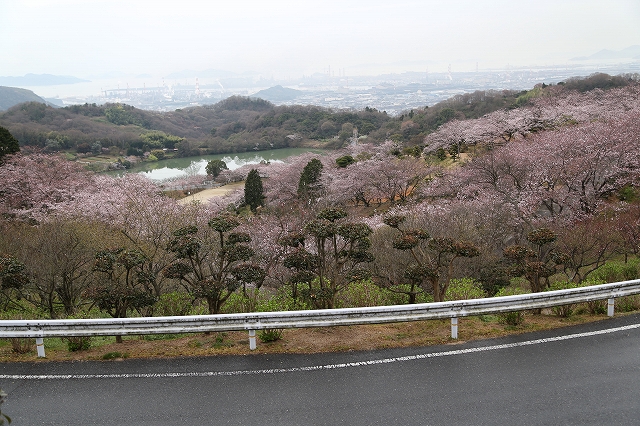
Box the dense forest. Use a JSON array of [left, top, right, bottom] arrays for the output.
[[2, 73, 640, 353]]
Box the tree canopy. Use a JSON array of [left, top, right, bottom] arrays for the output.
[[244, 169, 264, 212], [0, 126, 19, 163], [205, 159, 229, 178], [297, 158, 324, 201]]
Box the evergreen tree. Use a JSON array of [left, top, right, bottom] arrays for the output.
[[244, 169, 264, 212], [0, 126, 19, 163], [205, 159, 228, 178], [297, 158, 323, 201]]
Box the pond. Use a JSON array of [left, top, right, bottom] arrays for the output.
[[127, 147, 325, 181]]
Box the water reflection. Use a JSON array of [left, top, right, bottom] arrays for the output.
[[131, 148, 321, 181]]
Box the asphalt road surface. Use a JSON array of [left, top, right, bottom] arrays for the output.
[[2, 314, 640, 425]]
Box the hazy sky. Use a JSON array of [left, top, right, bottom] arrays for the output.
[[1, 0, 639, 79]]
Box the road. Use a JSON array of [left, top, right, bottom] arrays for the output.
[[2, 314, 640, 425]]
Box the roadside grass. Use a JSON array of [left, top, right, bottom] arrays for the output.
[[0, 310, 621, 363]]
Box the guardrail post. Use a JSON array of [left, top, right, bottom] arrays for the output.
[[608, 298, 615, 317], [451, 317, 458, 339], [248, 329, 257, 350], [36, 337, 45, 357]]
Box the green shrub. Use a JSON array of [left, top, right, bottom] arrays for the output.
[[150, 149, 165, 160], [548, 281, 578, 317], [618, 186, 638, 202], [591, 260, 639, 283], [190, 303, 210, 316], [102, 351, 128, 360], [252, 288, 311, 342], [0, 306, 47, 320], [335, 155, 355, 168], [445, 278, 486, 301], [495, 287, 528, 326], [379, 283, 433, 305], [64, 336, 92, 352], [211, 333, 233, 349], [579, 278, 607, 314], [188, 339, 202, 348], [256, 286, 314, 312], [258, 329, 284, 343], [336, 280, 396, 308], [9, 338, 31, 354], [143, 334, 185, 341], [220, 292, 252, 314], [155, 292, 192, 316], [615, 295, 640, 313], [219, 288, 305, 314]]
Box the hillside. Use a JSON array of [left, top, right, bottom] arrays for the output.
[[0, 86, 48, 111], [1, 73, 640, 346], [0, 73, 635, 159], [0, 90, 525, 156]]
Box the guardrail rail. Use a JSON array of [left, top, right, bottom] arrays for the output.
[[2, 279, 640, 357]]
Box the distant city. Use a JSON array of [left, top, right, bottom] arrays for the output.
[[52, 61, 640, 115]]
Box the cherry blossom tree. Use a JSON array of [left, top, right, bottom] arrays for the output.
[[423, 83, 640, 157], [553, 215, 619, 283], [263, 153, 332, 210], [614, 204, 640, 261], [0, 153, 95, 222], [422, 109, 640, 225], [57, 173, 188, 299], [325, 151, 431, 207], [238, 213, 305, 290]]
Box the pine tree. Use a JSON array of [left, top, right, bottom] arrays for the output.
[[244, 169, 264, 212]]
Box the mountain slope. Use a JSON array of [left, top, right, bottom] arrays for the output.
[[571, 45, 640, 61], [250, 85, 302, 102], [0, 86, 48, 111]]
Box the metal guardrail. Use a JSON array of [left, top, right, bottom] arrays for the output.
[[3, 279, 640, 357]]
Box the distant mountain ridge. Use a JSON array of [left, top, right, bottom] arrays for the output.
[[571, 45, 640, 61], [0, 86, 49, 111], [250, 85, 302, 102], [0, 74, 89, 86]]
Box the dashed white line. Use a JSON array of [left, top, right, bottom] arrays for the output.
[[3, 322, 639, 380]]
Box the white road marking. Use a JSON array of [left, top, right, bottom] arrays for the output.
[[3, 322, 639, 380]]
